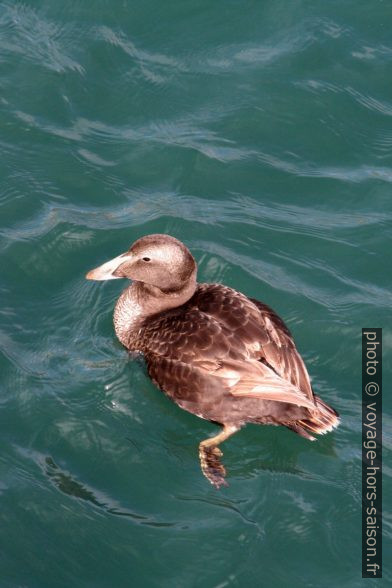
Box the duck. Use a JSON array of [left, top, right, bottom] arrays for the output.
[[86, 234, 339, 488]]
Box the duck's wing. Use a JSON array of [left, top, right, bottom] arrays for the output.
[[247, 297, 315, 406], [193, 357, 316, 410], [139, 284, 315, 408], [190, 284, 315, 405], [145, 352, 315, 411]]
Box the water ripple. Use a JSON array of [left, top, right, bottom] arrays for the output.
[[98, 25, 184, 72], [346, 86, 392, 117], [258, 151, 392, 183], [0, 3, 84, 74]]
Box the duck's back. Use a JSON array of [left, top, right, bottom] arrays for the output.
[[126, 284, 315, 425], [133, 283, 269, 362]]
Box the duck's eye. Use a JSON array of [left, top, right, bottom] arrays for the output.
[[142, 257, 151, 262]]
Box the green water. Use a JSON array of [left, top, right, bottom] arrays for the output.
[[1, 1, 391, 586]]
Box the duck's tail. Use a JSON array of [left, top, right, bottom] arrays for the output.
[[289, 395, 340, 441]]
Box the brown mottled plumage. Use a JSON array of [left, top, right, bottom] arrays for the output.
[[86, 234, 339, 487]]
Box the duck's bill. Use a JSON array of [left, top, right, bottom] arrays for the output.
[[86, 253, 131, 281]]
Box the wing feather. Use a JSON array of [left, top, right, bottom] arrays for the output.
[[193, 357, 316, 410], [248, 297, 315, 405], [138, 284, 315, 410]]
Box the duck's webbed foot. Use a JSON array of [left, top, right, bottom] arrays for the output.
[[198, 424, 239, 489], [199, 445, 227, 488]]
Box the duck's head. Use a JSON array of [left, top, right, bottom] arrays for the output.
[[86, 234, 197, 292]]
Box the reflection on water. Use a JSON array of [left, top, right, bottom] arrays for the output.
[[45, 456, 177, 526]]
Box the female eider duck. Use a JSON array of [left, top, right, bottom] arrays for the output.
[[86, 234, 339, 488]]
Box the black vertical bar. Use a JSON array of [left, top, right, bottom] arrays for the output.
[[362, 328, 382, 578]]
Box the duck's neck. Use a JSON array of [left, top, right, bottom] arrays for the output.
[[113, 273, 197, 348]]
